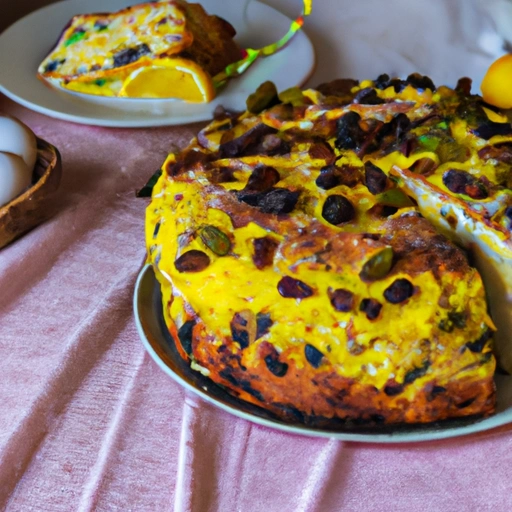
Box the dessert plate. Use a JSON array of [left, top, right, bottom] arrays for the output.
[[0, 0, 315, 127], [134, 264, 512, 443]]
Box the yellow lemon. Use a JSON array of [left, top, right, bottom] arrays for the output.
[[119, 58, 215, 102], [481, 54, 512, 109]]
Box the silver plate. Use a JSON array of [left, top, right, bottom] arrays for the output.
[[134, 264, 512, 443]]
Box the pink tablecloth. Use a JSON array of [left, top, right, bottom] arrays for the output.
[[2, 1, 512, 510]]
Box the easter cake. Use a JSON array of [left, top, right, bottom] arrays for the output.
[[144, 74, 512, 427]]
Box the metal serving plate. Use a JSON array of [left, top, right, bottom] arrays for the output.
[[134, 264, 512, 443]]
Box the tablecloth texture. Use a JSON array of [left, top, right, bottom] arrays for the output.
[[2, 0, 512, 510]]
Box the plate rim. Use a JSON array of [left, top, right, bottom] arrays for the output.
[[0, 0, 315, 127], [133, 263, 512, 443]]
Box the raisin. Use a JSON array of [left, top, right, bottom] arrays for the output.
[[354, 88, 385, 105], [178, 320, 195, 355], [316, 167, 340, 190], [328, 288, 354, 312], [256, 313, 273, 339], [245, 166, 280, 192], [364, 162, 387, 194], [322, 195, 355, 225], [264, 353, 288, 377], [383, 279, 415, 304], [231, 315, 250, 349], [246, 81, 279, 114], [113, 44, 150, 67], [258, 188, 300, 214], [473, 121, 512, 140], [383, 381, 404, 396], [456, 397, 476, 409], [335, 111, 365, 150], [252, 237, 278, 269], [442, 169, 488, 199], [405, 73, 436, 91], [152, 222, 161, 239], [174, 250, 210, 272], [316, 78, 359, 96], [305, 344, 324, 368], [359, 298, 382, 320], [277, 276, 314, 299], [466, 329, 492, 353], [219, 123, 276, 158], [45, 59, 65, 72], [404, 361, 430, 384]]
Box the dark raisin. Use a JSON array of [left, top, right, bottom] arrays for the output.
[[231, 323, 250, 349], [431, 385, 447, 397], [405, 73, 436, 91], [472, 121, 512, 140], [152, 222, 161, 239], [94, 20, 109, 30], [256, 313, 273, 339], [383, 279, 414, 304], [354, 88, 385, 104], [113, 44, 151, 67], [449, 311, 467, 329], [44, 59, 65, 72], [388, 78, 407, 92], [174, 250, 210, 272], [359, 299, 382, 320], [252, 237, 278, 269], [316, 167, 341, 190], [277, 276, 314, 299], [245, 166, 280, 192], [219, 123, 276, 158], [404, 361, 430, 384], [260, 134, 290, 156], [374, 74, 390, 89], [264, 353, 288, 377], [328, 288, 354, 312], [305, 344, 324, 368], [258, 188, 300, 214], [505, 206, 512, 220], [384, 382, 404, 396], [322, 195, 355, 225], [178, 320, 195, 355], [335, 111, 365, 150], [442, 169, 488, 199], [246, 81, 279, 114], [364, 162, 387, 194], [466, 329, 492, 353], [456, 397, 476, 409]]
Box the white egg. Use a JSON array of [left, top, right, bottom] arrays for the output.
[[0, 116, 37, 170], [0, 152, 32, 208]]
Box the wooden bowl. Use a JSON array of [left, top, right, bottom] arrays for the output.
[[0, 137, 62, 249]]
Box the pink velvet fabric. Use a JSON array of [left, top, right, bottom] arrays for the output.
[[2, 92, 512, 511]]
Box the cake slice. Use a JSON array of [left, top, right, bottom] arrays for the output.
[[37, 0, 240, 100]]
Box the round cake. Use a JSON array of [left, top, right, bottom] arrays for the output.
[[144, 74, 511, 427]]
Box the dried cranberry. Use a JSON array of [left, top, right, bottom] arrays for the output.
[[304, 344, 324, 368], [322, 195, 355, 225], [277, 276, 314, 299], [174, 250, 210, 272], [328, 288, 354, 312], [364, 162, 387, 194], [335, 111, 365, 150], [252, 237, 278, 269], [442, 169, 488, 199], [359, 298, 382, 320]]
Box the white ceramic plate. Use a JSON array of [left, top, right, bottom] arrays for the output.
[[134, 264, 512, 443], [0, 0, 315, 127]]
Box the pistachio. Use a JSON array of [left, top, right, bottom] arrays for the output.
[[278, 86, 306, 107], [200, 225, 231, 256], [359, 246, 393, 281]]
